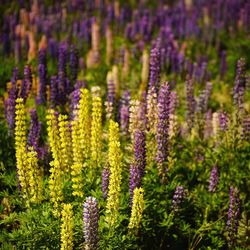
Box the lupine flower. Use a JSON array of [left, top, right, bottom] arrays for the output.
[[91, 90, 102, 167], [58, 114, 72, 171], [227, 187, 240, 247], [186, 76, 196, 130], [128, 187, 144, 233], [233, 58, 246, 111], [219, 111, 228, 132], [157, 82, 170, 178], [208, 166, 219, 192], [21, 65, 32, 100], [105, 71, 116, 119], [28, 109, 41, 152], [102, 167, 110, 199], [129, 129, 146, 202], [26, 147, 43, 203], [241, 115, 250, 141], [148, 46, 160, 91], [50, 76, 58, 107], [69, 45, 79, 83], [37, 50, 47, 104], [172, 186, 186, 212], [79, 88, 91, 159], [106, 120, 122, 226], [146, 87, 158, 134], [15, 98, 28, 197], [120, 90, 130, 135], [212, 112, 219, 138], [83, 197, 99, 250], [61, 204, 74, 250], [47, 109, 63, 214], [204, 110, 213, 139], [141, 49, 149, 87], [71, 163, 84, 197], [71, 113, 83, 164], [4, 81, 16, 132]]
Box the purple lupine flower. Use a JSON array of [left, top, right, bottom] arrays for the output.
[[186, 76, 196, 130], [148, 46, 161, 92], [156, 82, 170, 173], [208, 166, 219, 192], [227, 187, 240, 247], [169, 91, 178, 116], [69, 45, 79, 83], [129, 129, 146, 202], [28, 109, 41, 156], [120, 90, 130, 134], [102, 167, 110, 199], [57, 43, 68, 105], [172, 186, 186, 212], [50, 76, 58, 107], [241, 116, 250, 142], [220, 50, 227, 79], [20, 65, 32, 101], [37, 64, 47, 104], [233, 58, 246, 111], [219, 111, 228, 132], [83, 197, 99, 250]]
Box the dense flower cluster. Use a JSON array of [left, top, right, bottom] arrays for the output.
[[227, 187, 240, 247], [106, 120, 122, 226], [61, 204, 74, 250], [83, 197, 99, 250], [128, 187, 144, 233]]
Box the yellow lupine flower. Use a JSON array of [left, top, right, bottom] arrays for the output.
[[26, 147, 43, 203], [15, 98, 28, 198], [46, 109, 61, 161], [128, 187, 144, 232], [91, 91, 102, 167], [61, 204, 74, 250], [47, 109, 64, 214], [71, 163, 83, 197], [79, 88, 91, 159], [49, 159, 63, 216], [58, 114, 72, 171], [106, 120, 122, 226], [71, 114, 83, 164]]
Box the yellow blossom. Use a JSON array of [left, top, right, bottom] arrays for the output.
[[128, 187, 144, 232], [91, 91, 102, 167], [106, 120, 122, 226], [61, 204, 74, 250]]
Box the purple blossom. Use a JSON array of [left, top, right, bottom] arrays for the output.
[[50, 76, 58, 107], [69, 45, 79, 83], [102, 167, 110, 199], [129, 129, 146, 202], [233, 58, 246, 111], [186, 76, 196, 130], [242, 116, 250, 142], [83, 197, 99, 250], [120, 91, 130, 134], [156, 82, 170, 172], [172, 186, 186, 212], [37, 64, 47, 105], [227, 187, 240, 247], [208, 166, 219, 192], [148, 46, 161, 91], [219, 111, 228, 132]]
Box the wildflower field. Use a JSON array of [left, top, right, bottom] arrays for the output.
[[0, 1, 250, 249]]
